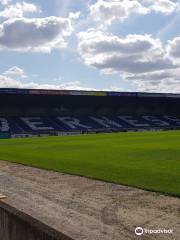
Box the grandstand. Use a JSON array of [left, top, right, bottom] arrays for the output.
[[0, 88, 180, 138], [0, 88, 180, 240]]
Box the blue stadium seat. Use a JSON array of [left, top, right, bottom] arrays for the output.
[[1, 115, 180, 134]]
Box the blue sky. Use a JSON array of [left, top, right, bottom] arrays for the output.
[[0, 0, 180, 92]]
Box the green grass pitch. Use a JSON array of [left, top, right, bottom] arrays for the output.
[[0, 131, 179, 197]]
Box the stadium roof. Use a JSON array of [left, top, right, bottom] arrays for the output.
[[0, 88, 180, 98]]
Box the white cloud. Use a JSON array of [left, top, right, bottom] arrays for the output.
[[144, 0, 179, 15], [89, 0, 179, 26], [79, 30, 160, 56], [133, 78, 180, 93], [90, 0, 149, 25], [78, 29, 180, 92], [78, 30, 177, 74], [0, 0, 11, 6], [0, 16, 75, 52], [0, 75, 22, 88], [69, 11, 80, 20], [127, 69, 180, 81], [127, 68, 180, 92], [167, 37, 180, 59], [0, 67, 124, 91], [0, 66, 97, 90], [3, 66, 27, 78], [0, 74, 97, 90], [0, 2, 38, 19]]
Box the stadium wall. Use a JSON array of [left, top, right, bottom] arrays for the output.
[[0, 201, 73, 240]]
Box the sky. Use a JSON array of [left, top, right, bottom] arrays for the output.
[[0, 0, 180, 93]]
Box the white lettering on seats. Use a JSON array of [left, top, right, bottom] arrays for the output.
[[163, 116, 180, 125], [118, 116, 150, 127], [57, 117, 91, 129], [21, 117, 54, 130], [90, 116, 122, 128], [142, 116, 169, 126], [0, 118, 10, 132]]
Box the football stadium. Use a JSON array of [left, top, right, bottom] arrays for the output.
[[1, 88, 180, 136], [1, 0, 180, 239], [0, 88, 180, 240]]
